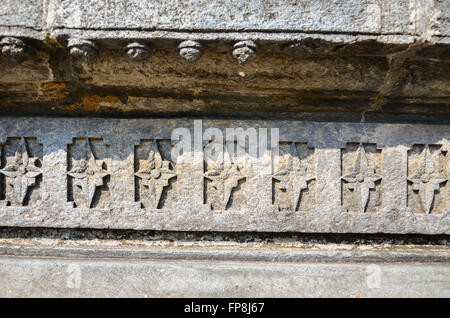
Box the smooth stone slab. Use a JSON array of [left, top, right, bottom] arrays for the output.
[[0, 117, 448, 234], [0, 254, 448, 297]]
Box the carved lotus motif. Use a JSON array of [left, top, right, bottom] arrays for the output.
[[0, 138, 41, 204]]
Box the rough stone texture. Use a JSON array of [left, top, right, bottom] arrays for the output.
[[0, 0, 45, 39], [423, 0, 450, 41], [1, 0, 437, 41], [0, 0, 441, 44], [0, 0, 448, 298], [0, 230, 447, 297], [0, 1, 448, 117], [0, 117, 448, 234], [47, 0, 412, 34], [0, 45, 448, 118]]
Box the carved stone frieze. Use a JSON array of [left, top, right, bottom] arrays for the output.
[[0, 117, 447, 234]]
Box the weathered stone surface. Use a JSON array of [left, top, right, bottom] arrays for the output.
[[424, 0, 450, 41], [0, 117, 448, 234], [0, 1, 448, 116], [0, 51, 52, 83], [0, 0, 45, 39], [0, 251, 448, 297], [0, 1, 448, 299], [0, 0, 446, 42], [47, 0, 413, 35], [2, 243, 449, 264], [0, 235, 448, 298], [2, 45, 446, 118]]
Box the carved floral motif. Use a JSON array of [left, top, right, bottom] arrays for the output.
[[342, 144, 382, 212], [178, 40, 203, 63], [0, 138, 41, 205], [204, 144, 245, 210], [1, 37, 28, 63], [408, 145, 447, 214], [273, 143, 315, 211], [67, 138, 109, 208]]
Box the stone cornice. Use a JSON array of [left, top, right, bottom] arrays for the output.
[[0, 1, 448, 118]]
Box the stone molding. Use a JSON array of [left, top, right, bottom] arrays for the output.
[[0, 117, 448, 234], [0, 0, 449, 64], [0, 240, 448, 297], [1, 244, 449, 264]]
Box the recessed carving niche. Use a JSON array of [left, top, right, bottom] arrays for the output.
[[0, 137, 42, 207], [272, 142, 316, 212], [134, 139, 177, 210], [67, 138, 111, 209], [203, 140, 247, 211], [341, 143, 382, 213]]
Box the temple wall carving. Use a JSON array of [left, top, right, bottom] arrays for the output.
[[0, 117, 447, 234]]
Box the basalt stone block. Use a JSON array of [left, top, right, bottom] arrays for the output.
[[0, 117, 448, 234]]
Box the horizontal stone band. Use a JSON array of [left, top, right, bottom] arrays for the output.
[[0, 117, 448, 234], [2, 0, 449, 41]]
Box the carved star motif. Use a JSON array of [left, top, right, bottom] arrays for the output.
[[342, 144, 382, 212], [67, 139, 109, 208], [273, 143, 314, 210], [0, 138, 41, 205], [408, 145, 447, 214], [205, 158, 245, 210], [135, 141, 176, 209]]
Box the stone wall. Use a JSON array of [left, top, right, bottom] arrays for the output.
[[0, 1, 449, 297]]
